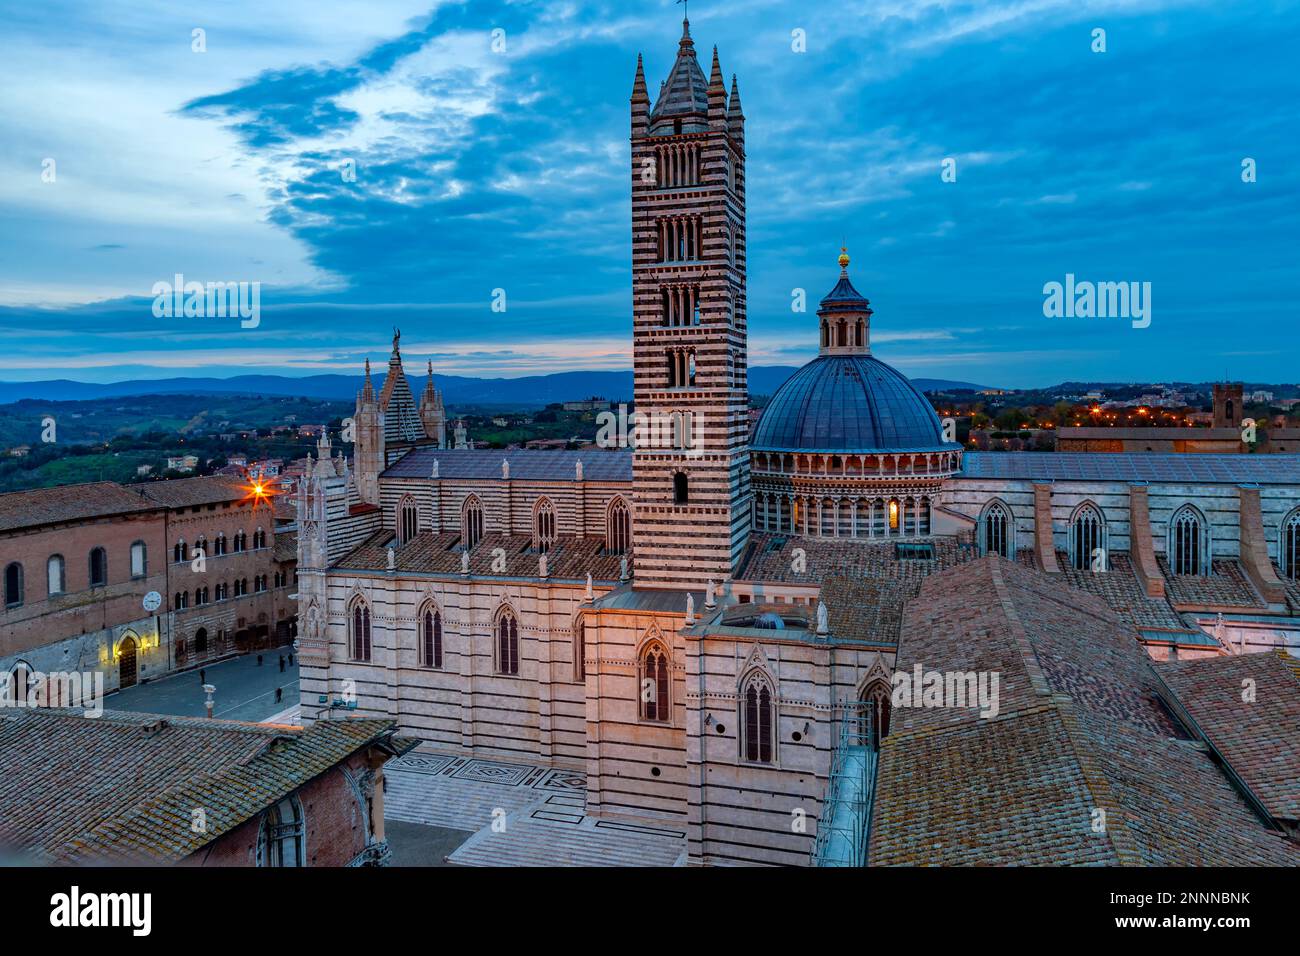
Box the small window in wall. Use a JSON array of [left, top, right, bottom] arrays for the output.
[[895, 542, 935, 561], [88, 547, 107, 588], [673, 472, 689, 506], [4, 562, 22, 608], [46, 555, 66, 596], [130, 541, 147, 578], [421, 605, 442, 669], [573, 617, 586, 682]]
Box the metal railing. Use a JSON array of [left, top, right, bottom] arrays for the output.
[[811, 711, 878, 867]]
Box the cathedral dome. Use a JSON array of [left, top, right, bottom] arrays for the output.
[[751, 250, 953, 454], [751, 353, 949, 453]]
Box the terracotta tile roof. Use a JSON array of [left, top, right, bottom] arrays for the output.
[[0, 481, 160, 533], [1160, 650, 1300, 821], [272, 532, 298, 563], [867, 557, 1298, 865], [737, 533, 975, 586], [1051, 553, 1185, 629], [336, 529, 626, 582], [0, 709, 411, 864], [137, 475, 260, 509], [1157, 558, 1268, 610]]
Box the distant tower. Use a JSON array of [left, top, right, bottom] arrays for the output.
[[419, 361, 447, 446], [629, 19, 750, 588], [1214, 382, 1244, 429], [354, 358, 384, 504]]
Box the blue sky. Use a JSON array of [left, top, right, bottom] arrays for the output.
[[1, 0, 1297, 387]]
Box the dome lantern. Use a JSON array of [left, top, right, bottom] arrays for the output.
[[816, 247, 873, 356]]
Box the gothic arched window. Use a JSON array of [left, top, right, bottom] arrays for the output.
[[1069, 503, 1106, 571], [174, 539, 186, 564], [420, 602, 442, 669], [462, 495, 484, 550], [858, 679, 892, 749], [639, 641, 670, 722], [495, 607, 519, 676], [980, 501, 1011, 558], [399, 495, 419, 544], [533, 498, 556, 553], [740, 672, 775, 764], [1169, 504, 1209, 576], [606, 497, 631, 555], [350, 598, 372, 662], [1281, 508, 1300, 580], [258, 795, 304, 868]]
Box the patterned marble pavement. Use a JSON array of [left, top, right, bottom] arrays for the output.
[[384, 751, 686, 867]]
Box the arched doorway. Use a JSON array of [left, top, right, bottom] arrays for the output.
[[118, 635, 138, 688], [194, 627, 208, 656]]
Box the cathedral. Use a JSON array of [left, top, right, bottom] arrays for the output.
[[296, 20, 1300, 865]]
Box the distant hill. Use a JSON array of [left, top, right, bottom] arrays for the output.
[[0, 369, 994, 407]]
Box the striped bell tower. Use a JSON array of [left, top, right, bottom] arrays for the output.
[[630, 19, 750, 588]]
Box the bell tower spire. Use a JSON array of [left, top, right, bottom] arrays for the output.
[[629, 23, 750, 588]]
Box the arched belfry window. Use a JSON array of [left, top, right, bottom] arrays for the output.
[[420, 601, 442, 669], [1169, 504, 1209, 576], [350, 597, 372, 662], [858, 680, 892, 749], [639, 641, 670, 722], [740, 671, 775, 764], [606, 497, 631, 555], [533, 497, 556, 553], [980, 501, 1011, 559], [462, 495, 484, 550], [1069, 502, 1106, 571], [1281, 508, 1300, 580], [495, 607, 520, 676], [399, 495, 419, 545]]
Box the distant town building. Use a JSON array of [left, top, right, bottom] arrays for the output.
[[562, 397, 612, 412], [6, 446, 31, 458], [166, 455, 199, 472]]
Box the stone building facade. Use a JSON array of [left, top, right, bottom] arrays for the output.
[[0, 475, 298, 699], [298, 21, 1300, 865]]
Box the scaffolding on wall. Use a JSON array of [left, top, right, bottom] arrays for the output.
[[811, 711, 878, 866]]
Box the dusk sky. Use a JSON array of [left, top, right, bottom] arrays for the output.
[[2, 0, 1297, 387]]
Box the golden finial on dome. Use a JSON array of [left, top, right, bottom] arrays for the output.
[[838, 245, 850, 271]]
